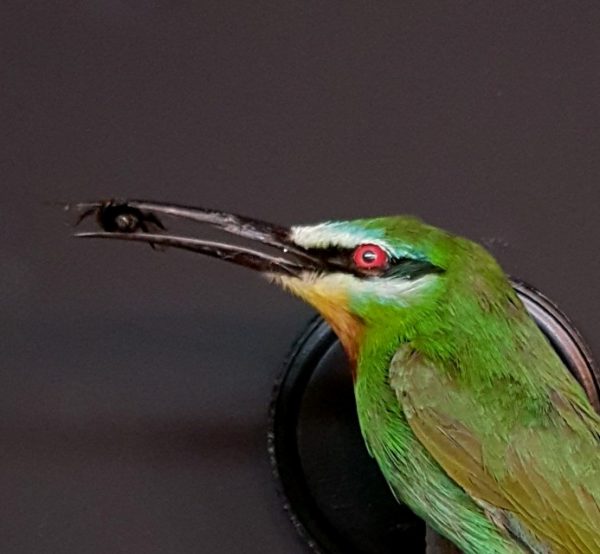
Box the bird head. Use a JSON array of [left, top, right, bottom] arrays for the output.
[[72, 200, 508, 364]]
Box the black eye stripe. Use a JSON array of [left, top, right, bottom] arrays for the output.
[[303, 246, 443, 279], [382, 258, 444, 280]]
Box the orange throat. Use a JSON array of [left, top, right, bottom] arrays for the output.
[[274, 276, 364, 368], [318, 305, 364, 369]]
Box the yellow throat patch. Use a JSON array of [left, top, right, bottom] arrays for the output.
[[273, 274, 364, 366]]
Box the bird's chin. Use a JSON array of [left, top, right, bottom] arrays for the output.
[[266, 272, 364, 365], [266, 271, 344, 307]]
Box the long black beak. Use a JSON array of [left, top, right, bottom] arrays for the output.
[[69, 199, 325, 277]]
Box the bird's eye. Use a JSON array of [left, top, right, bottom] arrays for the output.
[[352, 244, 389, 271]]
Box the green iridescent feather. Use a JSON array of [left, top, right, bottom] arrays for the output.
[[343, 218, 600, 553]]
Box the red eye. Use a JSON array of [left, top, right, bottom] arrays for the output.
[[352, 244, 389, 270]]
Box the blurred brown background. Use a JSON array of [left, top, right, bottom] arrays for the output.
[[1, 2, 599, 553]]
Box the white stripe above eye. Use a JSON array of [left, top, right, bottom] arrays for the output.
[[290, 223, 392, 251]]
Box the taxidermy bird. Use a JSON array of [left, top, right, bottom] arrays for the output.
[[71, 199, 600, 554]]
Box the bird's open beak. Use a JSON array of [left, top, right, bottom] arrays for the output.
[[70, 199, 326, 277]]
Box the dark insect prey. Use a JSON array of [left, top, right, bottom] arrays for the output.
[[73, 200, 166, 248]]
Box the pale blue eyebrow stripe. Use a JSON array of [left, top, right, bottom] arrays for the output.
[[290, 221, 422, 261]]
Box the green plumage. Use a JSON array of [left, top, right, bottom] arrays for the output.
[[343, 217, 600, 553]]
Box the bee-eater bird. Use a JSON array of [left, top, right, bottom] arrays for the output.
[[72, 200, 600, 554]]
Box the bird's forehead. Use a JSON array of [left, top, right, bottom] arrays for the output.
[[290, 221, 390, 250]]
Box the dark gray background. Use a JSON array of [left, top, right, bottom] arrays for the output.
[[1, 2, 599, 553]]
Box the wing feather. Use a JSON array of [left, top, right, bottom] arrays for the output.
[[390, 347, 600, 554]]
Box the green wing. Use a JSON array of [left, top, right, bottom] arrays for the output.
[[389, 346, 600, 554]]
